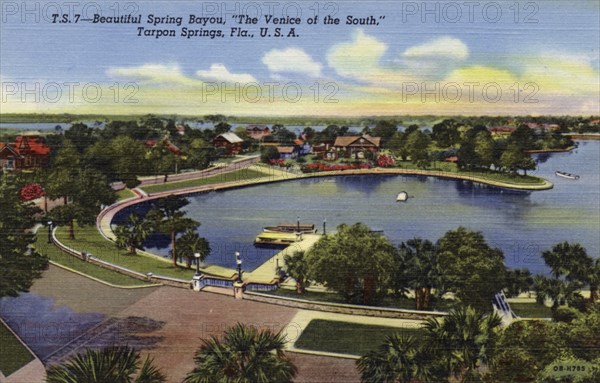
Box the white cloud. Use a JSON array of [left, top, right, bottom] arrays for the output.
[[328, 29, 387, 79], [107, 63, 190, 84], [403, 36, 469, 60], [196, 64, 257, 84], [262, 48, 323, 77]]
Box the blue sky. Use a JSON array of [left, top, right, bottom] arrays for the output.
[[1, 0, 599, 115]]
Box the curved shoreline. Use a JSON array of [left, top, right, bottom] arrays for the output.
[[98, 167, 552, 252]]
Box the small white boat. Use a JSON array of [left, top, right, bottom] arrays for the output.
[[396, 191, 409, 202], [555, 171, 580, 180]]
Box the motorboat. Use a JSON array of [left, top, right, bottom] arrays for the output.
[[555, 171, 580, 180]]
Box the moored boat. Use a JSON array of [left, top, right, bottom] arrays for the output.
[[555, 171, 580, 180], [396, 191, 408, 202], [255, 231, 302, 246], [263, 223, 316, 233]]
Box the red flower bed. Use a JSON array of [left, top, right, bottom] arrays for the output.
[[376, 154, 395, 168], [301, 162, 372, 173], [268, 159, 288, 167], [20, 183, 45, 201]]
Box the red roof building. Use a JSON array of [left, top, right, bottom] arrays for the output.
[[0, 135, 51, 172], [144, 139, 183, 156]]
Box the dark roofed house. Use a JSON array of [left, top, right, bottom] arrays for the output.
[[213, 132, 244, 155], [333, 135, 381, 159], [0, 135, 51, 172]]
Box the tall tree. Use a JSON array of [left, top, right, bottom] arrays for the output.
[[46, 346, 165, 383], [147, 195, 198, 267], [306, 223, 396, 305], [436, 227, 507, 311], [423, 306, 502, 383], [371, 120, 398, 143], [184, 323, 297, 383], [283, 251, 310, 294], [399, 238, 445, 310], [405, 130, 431, 168], [48, 169, 116, 239], [114, 213, 152, 255], [64, 122, 97, 153], [541, 242, 597, 304], [0, 175, 48, 297]]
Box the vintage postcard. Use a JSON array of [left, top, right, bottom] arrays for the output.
[[1, 1, 599, 382]]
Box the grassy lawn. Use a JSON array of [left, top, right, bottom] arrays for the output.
[[395, 161, 545, 185], [511, 302, 553, 318], [295, 319, 424, 356], [0, 321, 34, 377], [265, 288, 454, 312], [54, 225, 200, 281], [141, 168, 267, 194], [34, 235, 149, 286], [116, 188, 136, 201]]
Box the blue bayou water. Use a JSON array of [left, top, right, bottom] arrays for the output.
[[119, 140, 599, 274]]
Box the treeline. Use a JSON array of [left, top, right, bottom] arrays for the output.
[[285, 223, 599, 314]]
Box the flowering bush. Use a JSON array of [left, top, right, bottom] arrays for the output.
[[376, 154, 395, 168], [301, 162, 372, 173], [268, 159, 288, 167], [20, 183, 45, 201]]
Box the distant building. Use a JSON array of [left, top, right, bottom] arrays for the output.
[[333, 135, 381, 159], [0, 135, 51, 172], [144, 139, 183, 156], [246, 125, 271, 140], [277, 146, 297, 159], [213, 132, 244, 155]]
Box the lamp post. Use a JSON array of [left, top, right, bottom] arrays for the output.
[[194, 252, 201, 276], [47, 220, 53, 244], [323, 219, 327, 235], [235, 251, 242, 283]]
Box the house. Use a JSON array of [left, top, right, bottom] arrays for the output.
[[213, 132, 244, 155], [294, 139, 312, 156], [144, 139, 183, 156], [312, 142, 334, 160], [333, 135, 381, 159], [175, 124, 186, 135], [246, 125, 271, 140], [0, 135, 51, 172], [489, 126, 515, 137], [277, 146, 297, 159]]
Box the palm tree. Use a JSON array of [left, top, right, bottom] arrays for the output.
[[46, 345, 165, 383], [114, 213, 152, 255], [423, 306, 502, 383], [401, 238, 444, 310], [356, 334, 433, 383], [184, 323, 297, 383], [175, 227, 211, 268], [283, 251, 310, 294], [542, 242, 592, 281], [533, 275, 580, 312]]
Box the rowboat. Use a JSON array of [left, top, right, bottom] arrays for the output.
[[396, 191, 408, 202], [555, 171, 580, 180]]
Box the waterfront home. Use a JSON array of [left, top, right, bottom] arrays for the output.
[[333, 135, 381, 159], [0, 135, 51, 172], [246, 125, 271, 140], [277, 146, 297, 159], [213, 132, 244, 155]]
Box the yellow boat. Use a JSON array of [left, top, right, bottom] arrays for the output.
[[255, 231, 302, 246]]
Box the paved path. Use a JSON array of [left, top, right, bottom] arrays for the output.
[[137, 156, 260, 187]]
